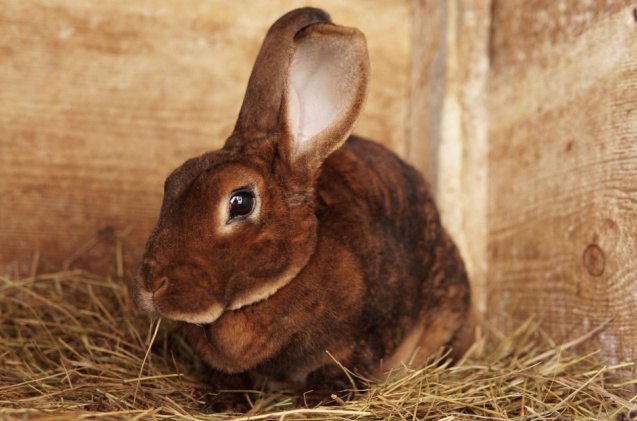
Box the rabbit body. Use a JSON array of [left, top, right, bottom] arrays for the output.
[[134, 7, 473, 405]]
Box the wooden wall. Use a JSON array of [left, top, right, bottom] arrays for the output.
[[404, 0, 637, 367], [487, 0, 637, 368], [0, 0, 412, 276]]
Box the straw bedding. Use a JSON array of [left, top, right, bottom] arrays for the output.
[[1, 267, 635, 420]]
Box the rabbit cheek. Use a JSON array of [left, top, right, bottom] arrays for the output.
[[229, 266, 297, 311]]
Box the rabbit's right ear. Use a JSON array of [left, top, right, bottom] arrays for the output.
[[281, 23, 370, 181], [231, 9, 369, 186]]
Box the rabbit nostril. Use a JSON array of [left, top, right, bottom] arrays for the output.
[[150, 277, 168, 293]]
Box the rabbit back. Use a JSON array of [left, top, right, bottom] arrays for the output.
[[313, 135, 472, 373]]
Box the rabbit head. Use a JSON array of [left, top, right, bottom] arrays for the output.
[[134, 8, 370, 325]]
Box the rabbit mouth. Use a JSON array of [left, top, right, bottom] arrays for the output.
[[135, 282, 225, 325], [152, 278, 290, 325], [135, 266, 298, 324]]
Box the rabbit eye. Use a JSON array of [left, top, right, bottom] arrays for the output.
[[229, 190, 255, 220]]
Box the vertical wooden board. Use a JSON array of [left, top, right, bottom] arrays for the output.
[[407, 0, 491, 312], [406, 0, 446, 185], [0, 0, 411, 275], [488, 2, 637, 365], [437, 0, 490, 313]]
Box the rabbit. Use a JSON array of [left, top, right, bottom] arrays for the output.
[[133, 7, 474, 410]]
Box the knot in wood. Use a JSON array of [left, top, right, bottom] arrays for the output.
[[582, 244, 605, 277]]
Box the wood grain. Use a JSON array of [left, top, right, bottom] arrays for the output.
[[0, 0, 411, 276], [488, 2, 637, 366]]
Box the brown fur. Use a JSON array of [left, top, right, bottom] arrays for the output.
[[133, 7, 473, 410]]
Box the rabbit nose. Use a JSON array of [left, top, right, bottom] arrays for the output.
[[141, 257, 156, 274], [139, 257, 156, 280]]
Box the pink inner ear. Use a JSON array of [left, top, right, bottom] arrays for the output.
[[287, 38, 351, 156]]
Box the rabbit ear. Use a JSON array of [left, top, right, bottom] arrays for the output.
[[233, 8, 331, 137], [282, 23, 370, 177]]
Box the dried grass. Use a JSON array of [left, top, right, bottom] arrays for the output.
[[1, 266, 636, 420]]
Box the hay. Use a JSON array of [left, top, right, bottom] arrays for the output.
[[1, 268, 636, 420]]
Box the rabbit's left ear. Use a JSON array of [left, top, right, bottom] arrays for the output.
[[282, 23, 369, 177]]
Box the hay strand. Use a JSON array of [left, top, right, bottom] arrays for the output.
[[1, 269, 635, 420]]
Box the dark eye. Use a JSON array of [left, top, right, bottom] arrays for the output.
[[229, 190, 255, 220]]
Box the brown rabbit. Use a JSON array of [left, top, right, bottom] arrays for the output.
[[133, 7, 473, 410]]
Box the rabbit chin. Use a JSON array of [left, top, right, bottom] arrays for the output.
[[136, 288, 224, 325], [164, 303, 224, 325]]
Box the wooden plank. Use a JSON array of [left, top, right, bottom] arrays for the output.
[[488, 2, 637, 366], [405, 0, 446, 185], [0, 0, 411, 275], [407, 0, 491, 312]]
